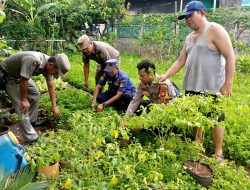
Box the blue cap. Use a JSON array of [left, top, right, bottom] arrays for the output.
[[178, 1, 206, 20], [104, 59, 119, 72]]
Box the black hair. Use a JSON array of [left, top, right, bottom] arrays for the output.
[[137, 60, 156, 74], [48, 56, 56, 63]]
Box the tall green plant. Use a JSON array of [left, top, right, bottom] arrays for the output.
[[8, 0, 55, 23], [0, 167, 49, 190]]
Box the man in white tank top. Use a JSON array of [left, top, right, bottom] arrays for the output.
[[160, 1, 235, 164]]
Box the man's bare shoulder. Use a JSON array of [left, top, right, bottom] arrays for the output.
[[208, 22, 227, 34]]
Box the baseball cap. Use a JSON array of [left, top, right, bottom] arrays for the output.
[[55, 53, 70, 77], [77, 35, 91, 50], [178, 1, 206, 20], [104, 59, 119, 72]]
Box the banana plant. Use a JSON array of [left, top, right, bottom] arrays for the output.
[[8, 0, 55, 23]]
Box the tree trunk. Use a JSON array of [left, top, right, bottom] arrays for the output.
[[220, 0, 241, 7]]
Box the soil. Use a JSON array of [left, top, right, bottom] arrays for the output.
[[246, 167, 250, 179], [0, 108, 53, 145], [185, 160, 213, 177], [5, 120, 53, 145]]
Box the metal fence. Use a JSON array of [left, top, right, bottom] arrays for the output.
[[3, 39, 66, 55]]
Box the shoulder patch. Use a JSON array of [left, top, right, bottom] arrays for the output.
[[31, 62, 37, 72], [100, 75, 105, 81]]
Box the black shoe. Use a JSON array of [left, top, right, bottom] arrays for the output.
[[25, 137, 39, 145], [31, 120, 46, 128]]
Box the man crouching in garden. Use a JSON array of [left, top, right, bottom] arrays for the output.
[[120, 60, 180, 128], [91, 59, 136, 112], [0, 51, 70, 144]]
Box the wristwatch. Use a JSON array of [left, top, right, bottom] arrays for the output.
[[103, 102, 107, 107]]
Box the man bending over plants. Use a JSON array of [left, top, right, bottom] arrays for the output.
[[77, 34, 120, 92], [120, 60, 180, 127], [0, 51, 70, 144], [91, 59, 136, 112]]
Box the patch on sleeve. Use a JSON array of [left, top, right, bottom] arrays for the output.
[[158, 84, 170, 103], [29, 62, 38, 76], [120, 80, 125, 87], [100, 75, 105, 81]]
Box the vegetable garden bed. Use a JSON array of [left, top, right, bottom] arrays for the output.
[[3, 53, 249, 189]]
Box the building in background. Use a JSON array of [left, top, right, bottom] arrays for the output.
[[125, 0, 220, 15], [241, 0, 250, 6], [125, 0, 250, 15]]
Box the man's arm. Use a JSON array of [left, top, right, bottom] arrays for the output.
[[46, 80, 60, 117], [19, 77, 30, 113], [96, 91, 123, 112], [160, 46, 187, 82], [210, 24, 235, 96], [92, 84, 102, 110], [120, 85, 143, 128], [124, 84, 143, 118], [83, 55, 90, 91]]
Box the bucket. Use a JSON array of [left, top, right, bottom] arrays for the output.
[[0, 131, 31, 175], [0, 126, 10, 136], [184, 160, 213, 188]]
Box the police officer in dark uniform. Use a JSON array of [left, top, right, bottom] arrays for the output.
[[91, 59, 135, 112]]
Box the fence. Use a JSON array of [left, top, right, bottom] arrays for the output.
[[3, 39, 66, 55]]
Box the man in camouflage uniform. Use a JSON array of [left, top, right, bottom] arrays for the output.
[[0, 51, 70, 144], [77, 34, 120, 91], [124, 60, 180, 119]]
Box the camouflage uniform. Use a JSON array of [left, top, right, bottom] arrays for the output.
[[125, 76, 177, 117]]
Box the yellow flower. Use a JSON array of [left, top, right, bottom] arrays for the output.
[[64, 178, 73, 189]]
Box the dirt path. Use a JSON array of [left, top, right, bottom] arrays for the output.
[[4, 120, 52, 145]]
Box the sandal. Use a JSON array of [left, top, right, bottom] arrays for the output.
[[216, 154, 224, 165]]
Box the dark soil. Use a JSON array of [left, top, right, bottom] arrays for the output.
[[2, 119, 53, 145], [185, 161, 213, 177], [0, 108, 53, 145]]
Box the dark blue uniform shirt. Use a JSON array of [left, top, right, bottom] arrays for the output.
[[98, 70, 136, 95]]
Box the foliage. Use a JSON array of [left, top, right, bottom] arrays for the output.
[[0, 166, 49, 190], [126, 95, 225, 137], [39, 87, 92, 129], [0, 0, 126, 52], [0, 10, 5, 24], [27, 131, 61, 168], [236, 54, 250, 74], [120, 13, 187, 61], [24, 50, 250, 188], [0, 40, 15, 60], [0, 109, 18, 121], [118, 7, 250, 58], [7, 0, 55, 23], [33, 75, 69, 94]]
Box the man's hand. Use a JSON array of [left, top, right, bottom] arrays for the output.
[[159, 74, 167, 83], [21, 99, 30, 113], [84, 82, 90, 92], [96, 104, 104, 112], [119, 120, 126, 128], [52, 105, 61, 117], [220, 83, 232, 96], [119, 116, 129, 128]]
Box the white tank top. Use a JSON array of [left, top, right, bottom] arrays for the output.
[[183, 23, 225, 94]]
